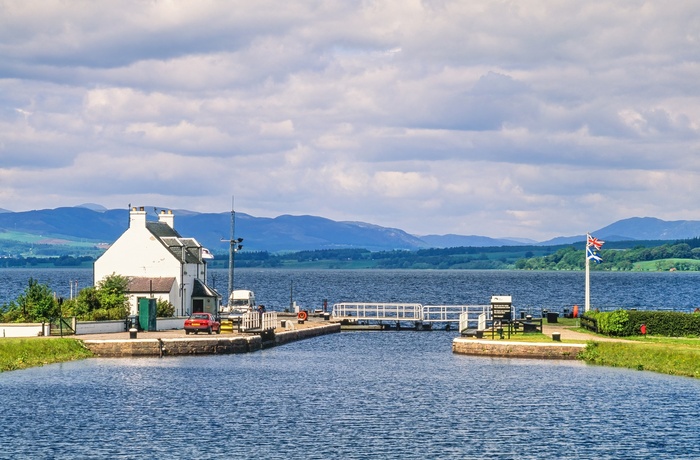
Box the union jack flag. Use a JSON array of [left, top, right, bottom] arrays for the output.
[[587, 234, 604, 250]]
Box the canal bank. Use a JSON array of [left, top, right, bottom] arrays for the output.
[[452, 324, 630, 360], [81, 319, 339, 357]]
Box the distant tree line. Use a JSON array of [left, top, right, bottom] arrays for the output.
[[0, 255, 93, 268], [3, 238, 699, 271], [212, 246, 553, 269], [515, 241, 700, 271]]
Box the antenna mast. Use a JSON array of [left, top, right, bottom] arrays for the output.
[[228, 197, 234, 304], [221, 196, 243, 305]]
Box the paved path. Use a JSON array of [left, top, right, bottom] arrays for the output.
[[542, 324, 627, 342]]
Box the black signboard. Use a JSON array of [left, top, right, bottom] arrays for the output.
[[492, 303, 512, 321]]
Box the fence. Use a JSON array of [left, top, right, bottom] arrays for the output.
[[240, 311, 278, 332]]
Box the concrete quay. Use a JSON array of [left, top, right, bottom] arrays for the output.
[[81, 320, 339, 358]]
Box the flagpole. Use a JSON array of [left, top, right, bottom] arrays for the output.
[[585, 233, 590, 312]]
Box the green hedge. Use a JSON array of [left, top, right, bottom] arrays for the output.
[[582, 310, 700, 337]]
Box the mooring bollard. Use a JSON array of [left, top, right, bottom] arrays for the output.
[[552, 332, 561, 341], [129, 327, 138, 339]]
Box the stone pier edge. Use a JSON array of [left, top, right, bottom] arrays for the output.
[[452, 337, 586, 360], [82, 323, 341, 358]]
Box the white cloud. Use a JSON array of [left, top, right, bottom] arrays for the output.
[[1, 1, 699, 240]]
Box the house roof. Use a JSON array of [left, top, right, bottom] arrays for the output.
[[192, 278, 220, 299], [146, 222, 203, 264], [127, 277, 176, 293], [146, 221, 180, 238]]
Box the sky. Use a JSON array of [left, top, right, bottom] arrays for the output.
[[1, 1, 699, 241]]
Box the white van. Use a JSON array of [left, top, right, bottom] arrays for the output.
[[225, 290, 256, 314]]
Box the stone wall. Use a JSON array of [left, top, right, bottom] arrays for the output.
[[83, 323, 341, 357], [275, 323, 340, 345], [452, 338, 586, 360]]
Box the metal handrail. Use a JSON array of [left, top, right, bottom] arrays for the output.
[[422, 304, 490, 323], [333, 303, 491, 326], [332, 303, 423, 321]]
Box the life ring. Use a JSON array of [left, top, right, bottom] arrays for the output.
[[297, 311, 308, 321]]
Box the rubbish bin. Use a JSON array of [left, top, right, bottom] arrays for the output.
[[547, 312, 559, 323]]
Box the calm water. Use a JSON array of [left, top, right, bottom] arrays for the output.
[[2, 269, 700, 458], [1, 331, 700, 459], [2, 268, 700, 312]]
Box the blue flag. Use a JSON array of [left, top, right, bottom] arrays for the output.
[[587, 246, 602, 263]]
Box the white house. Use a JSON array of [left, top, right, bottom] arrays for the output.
[[93, 206, 220, 316]]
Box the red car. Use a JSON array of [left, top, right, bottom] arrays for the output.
[[184, 312, 221, 335]]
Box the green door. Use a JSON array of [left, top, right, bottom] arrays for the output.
[[138, 298, 157, 331]]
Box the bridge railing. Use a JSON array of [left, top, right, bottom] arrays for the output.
[[422, 305, 490, 323], [332, 303, 423, 321]]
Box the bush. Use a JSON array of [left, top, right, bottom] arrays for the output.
[[600, 310, 629, 336], [627, 310, 700, 337], [583, 309, 700, 337], [156, 299, 175, 317]]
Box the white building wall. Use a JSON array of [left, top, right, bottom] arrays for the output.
[[94, 208, 185, 316], [94, 226, 181, 283]]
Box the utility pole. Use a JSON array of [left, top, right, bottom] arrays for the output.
[[221, 196, 243, 306]]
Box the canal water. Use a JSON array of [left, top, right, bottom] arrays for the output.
[[2, 268, 700, 459], [2, 331, 700, 459]]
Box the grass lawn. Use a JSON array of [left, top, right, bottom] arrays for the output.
[[477, 318, 700, 378], [579, 340, 700, 378], [0, 338, 93, 372]]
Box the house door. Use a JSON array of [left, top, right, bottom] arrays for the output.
[[192, 299, 204, 313]]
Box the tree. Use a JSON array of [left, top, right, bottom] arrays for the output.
[[96, 274, 130, 320], [1, 278, 58, 323], [65, 274, 129, 321], [69, 286, 101, 319]]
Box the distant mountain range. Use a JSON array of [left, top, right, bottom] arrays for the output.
[[0, 205, 699, 254]]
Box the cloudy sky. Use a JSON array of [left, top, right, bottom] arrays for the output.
[[1, 1, 698, 240]]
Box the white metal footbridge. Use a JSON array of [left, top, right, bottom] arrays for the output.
[[331, 302, 491, 331]]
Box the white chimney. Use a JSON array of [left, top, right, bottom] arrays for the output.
[[159, 209, 174, 228], [129, 206, 147, 228]]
